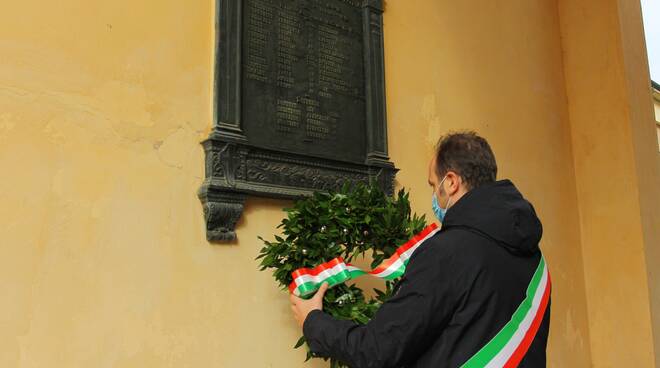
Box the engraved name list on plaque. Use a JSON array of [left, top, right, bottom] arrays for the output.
[[198, 0, 397, 242]]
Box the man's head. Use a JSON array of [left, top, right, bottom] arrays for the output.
[[427, 131, 498, 213]]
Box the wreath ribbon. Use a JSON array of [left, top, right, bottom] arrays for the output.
[[288, 223, 440, 297]]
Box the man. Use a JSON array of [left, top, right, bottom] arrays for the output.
[[289, 131, 551, 367]]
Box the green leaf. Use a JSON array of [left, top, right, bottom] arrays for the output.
[[293, 335, 306, 349]]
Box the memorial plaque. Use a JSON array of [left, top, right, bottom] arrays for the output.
[[242, 0, 366, 163], [199, 0, 397, 242]]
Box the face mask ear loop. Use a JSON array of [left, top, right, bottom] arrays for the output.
[[437, 175, 447, 201], [438, 175, 452, 210]]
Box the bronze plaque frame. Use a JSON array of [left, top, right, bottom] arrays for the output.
[[198, 0, 397, 242]]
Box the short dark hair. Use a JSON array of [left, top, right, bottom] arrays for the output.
[[435, 131, 497, 190]]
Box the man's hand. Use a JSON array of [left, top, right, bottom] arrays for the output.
[[289, 282, 330, 328]]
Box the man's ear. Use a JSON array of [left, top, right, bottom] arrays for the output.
[[446, 171, 461, 196]]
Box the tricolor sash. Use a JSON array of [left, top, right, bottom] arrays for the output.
[[460, 255, 551, 367]]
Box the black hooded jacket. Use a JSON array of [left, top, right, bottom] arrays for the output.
[[303, 180, 551, 367]]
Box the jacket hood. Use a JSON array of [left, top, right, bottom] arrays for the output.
[[441, 179, 543, 256]]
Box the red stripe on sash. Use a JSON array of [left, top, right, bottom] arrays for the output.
[[369, 223, 438, 275], [503, 273, 552, 368]]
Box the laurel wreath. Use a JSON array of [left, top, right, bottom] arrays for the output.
[[256, 182, 427, 368]]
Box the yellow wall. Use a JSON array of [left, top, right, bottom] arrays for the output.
[[558, 0, 660, 366], [654, 92, 660, 149], [1, 0, 657, 367]]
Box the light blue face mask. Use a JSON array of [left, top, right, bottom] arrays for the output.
[[432, 175, 451, 222], [432, 192, 446, 222]]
